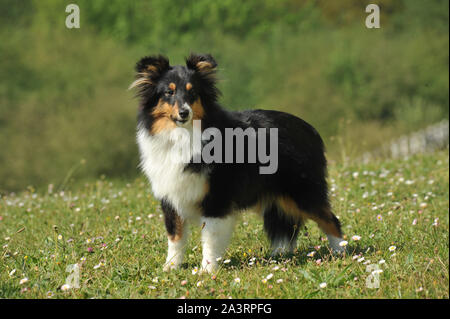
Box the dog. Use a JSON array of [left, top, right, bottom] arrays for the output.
[[131, 53, 344, 273]]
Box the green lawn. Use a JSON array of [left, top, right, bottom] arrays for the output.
[[0, 150, 448, 299]]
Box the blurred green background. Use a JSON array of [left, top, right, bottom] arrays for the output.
[[0, 0, 448, 192]]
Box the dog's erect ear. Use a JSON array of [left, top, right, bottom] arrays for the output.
[[129, 55, 170, 90], [186, 53, 217, 74], [185, 53, 220, 102], [135, 55, 170, 75]]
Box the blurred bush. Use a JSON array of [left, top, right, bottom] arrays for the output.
[[0, 0, 448, 191]]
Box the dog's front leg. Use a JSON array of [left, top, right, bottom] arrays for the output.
[[162, 200, 189, 271], [200, 214, 236, 273], [164, 222, 189, 271]]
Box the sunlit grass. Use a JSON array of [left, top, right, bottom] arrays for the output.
[[0, 150, 448, 298]]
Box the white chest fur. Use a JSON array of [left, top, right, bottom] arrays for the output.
[[137, 126, 208, 221]]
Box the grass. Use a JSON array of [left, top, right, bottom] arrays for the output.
[[0, 150, 448, 299]]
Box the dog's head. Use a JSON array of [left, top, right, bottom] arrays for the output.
[[131, 53, 220, 134]]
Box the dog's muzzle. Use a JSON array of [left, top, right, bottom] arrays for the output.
[[175, 103, 192, 125]]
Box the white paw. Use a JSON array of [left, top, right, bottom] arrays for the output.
[[163, 261, 181, 272], [200, 259, 218, 274]]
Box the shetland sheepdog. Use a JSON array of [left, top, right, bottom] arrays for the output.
[[131, 53, 344, 273]]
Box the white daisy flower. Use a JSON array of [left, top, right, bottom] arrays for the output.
[[93, 262, 105, 269], [372, 269, 383, 275], [60, 284, 71, 291], [339, 240, 348, 247]]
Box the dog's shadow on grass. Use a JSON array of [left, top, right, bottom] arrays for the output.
[[172, 243, 376, 273], [223, 244, 376, 270]]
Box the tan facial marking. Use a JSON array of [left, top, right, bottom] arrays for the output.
[[169, 82, 176, 91], [186, 82, 193, 91], [192, 99, 205, 120], [150, 99, 180, 134]]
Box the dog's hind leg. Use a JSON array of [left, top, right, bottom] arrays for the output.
[[276, 196, 345, 254], [263, 203, 303, 256], [305, 205, 345, 253]]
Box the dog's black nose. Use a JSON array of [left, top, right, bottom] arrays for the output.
[[179, 108, 190, 119]]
